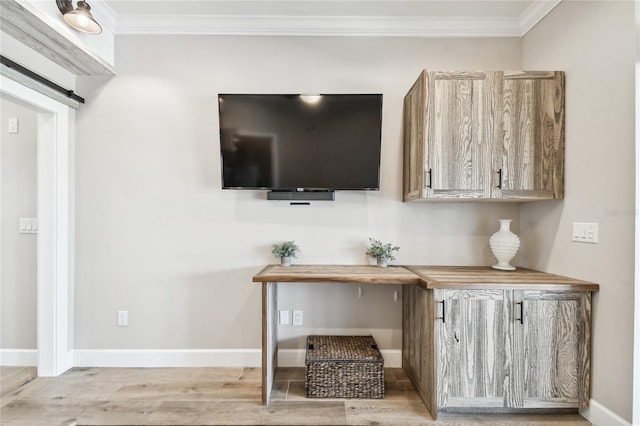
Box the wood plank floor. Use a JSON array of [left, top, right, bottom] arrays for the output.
[[0, 367, 36, 399], [0, 367, 592, 425]]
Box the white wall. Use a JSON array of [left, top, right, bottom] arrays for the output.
[[521, 1, 635, 423], [74, 35, 522, 352], [0, 97, 38, 350]]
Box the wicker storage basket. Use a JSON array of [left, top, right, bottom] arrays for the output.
[[305, 335, 384, 399]]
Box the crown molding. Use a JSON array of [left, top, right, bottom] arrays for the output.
[[116, 15, 525, 37], [519, 0, 562, 35], [88, 0, 119, 36], [107, 0, 562, 37]]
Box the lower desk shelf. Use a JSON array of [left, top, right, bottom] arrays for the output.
[[252, 264, 418, 405]]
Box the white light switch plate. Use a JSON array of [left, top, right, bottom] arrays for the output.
[[279, 310, 290, 325], [8, 118, 19, 134], [19, 218, 38, 234], [572, 222, 598, 243]]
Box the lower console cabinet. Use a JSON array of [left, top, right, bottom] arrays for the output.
[[402, 267, 597, 418]]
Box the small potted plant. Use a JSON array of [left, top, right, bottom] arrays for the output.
[[271, 241, 300, 267], [365, 238, 400, 268]]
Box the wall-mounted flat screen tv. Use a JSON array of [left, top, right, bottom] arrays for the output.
[[218, 94, 383, 193]]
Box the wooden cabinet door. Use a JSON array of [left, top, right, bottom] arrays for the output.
[[425, 72, 501, 199], [511, 290, 590, 408], [403, 71, 427, 201], [402, 285, 436, 414], [435, 289, 512, 408], [499, 71, 565, 200]]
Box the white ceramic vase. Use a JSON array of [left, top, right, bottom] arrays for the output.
[[281, 256, 291, 267], [489, 219, 520, 271]]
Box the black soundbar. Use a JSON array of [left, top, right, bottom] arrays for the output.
[[267, 190, 335, 201]]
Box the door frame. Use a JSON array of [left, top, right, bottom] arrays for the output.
[[0, 75, 73, 376]]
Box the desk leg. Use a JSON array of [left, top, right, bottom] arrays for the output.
[[262, 281, 278, 405]]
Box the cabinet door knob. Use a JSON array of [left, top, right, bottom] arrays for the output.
[[497, 169, 503, 189], [427, 168, 433, 189]]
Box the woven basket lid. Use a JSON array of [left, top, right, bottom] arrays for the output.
[[306, 335, 382, 362]]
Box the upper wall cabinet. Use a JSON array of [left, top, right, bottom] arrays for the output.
[[402, 70, 565, 202]]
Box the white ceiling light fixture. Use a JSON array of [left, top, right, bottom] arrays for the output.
[[56, 0, 102, 35]]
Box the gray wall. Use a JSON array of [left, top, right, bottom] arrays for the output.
[[521, 1, 635, 422], [6, 2, 631, 420], [74, 36, 522, 351], [1, 97, 38, 350]]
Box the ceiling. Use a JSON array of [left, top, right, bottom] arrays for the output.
[[96, 0, 562, 37]]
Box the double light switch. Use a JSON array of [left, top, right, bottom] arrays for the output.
[[572, 222, 598, 244]]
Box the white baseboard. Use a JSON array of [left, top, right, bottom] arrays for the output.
[[580, 399, 632, 426], [72, 349, 402, 369], [73, 349, 262, 368], [278, 349, 402, 368], [0, 349, 38, 366]]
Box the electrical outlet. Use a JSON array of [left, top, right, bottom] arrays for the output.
[[293, 310, 303, 326], [117, 310, 128, 327]]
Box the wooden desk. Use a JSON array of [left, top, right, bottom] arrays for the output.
[[252, 264, 599, 416], [252, 264, 419, 404]]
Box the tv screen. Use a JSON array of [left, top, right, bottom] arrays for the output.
[[218, 94, 382, 191]]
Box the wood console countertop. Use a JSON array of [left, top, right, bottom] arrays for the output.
[[252, 264, 599, 291], [404, 265, 600, 291], [252, 264, 420, 285]]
